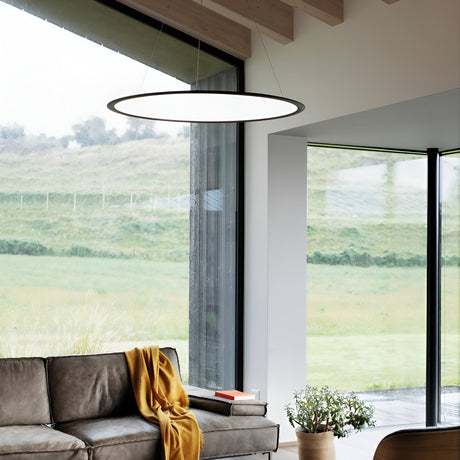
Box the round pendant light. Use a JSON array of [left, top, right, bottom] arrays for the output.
[[107, 90, 304, 123]]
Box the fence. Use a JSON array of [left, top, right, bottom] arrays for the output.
[[0, 190, 192, 212]]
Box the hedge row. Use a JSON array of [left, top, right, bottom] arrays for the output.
[[1, 239, 459, 267], [0, 240, 185, 261], [307, 249, 460, 267], [0, 239, 52, 256], [61, 245, 127, 259], [0, 240, 125, 258]]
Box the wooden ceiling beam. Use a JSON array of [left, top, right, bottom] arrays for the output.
[[116, 0, 252, 60], [193, 0, 293, 44], [280, 0, 343, 26]]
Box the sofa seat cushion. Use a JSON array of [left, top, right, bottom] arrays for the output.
[[55, 415, 162, 460], [191, 408, 279, 459], [0, 425, 87, 459]]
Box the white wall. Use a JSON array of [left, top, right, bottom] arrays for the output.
[[267, 135, 307, 440], [243, 0, 460, 443], [246, 0, 460, 133]]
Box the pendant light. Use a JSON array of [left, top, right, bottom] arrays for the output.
[[108, 90, 304, 123], [107, 3, 304, 123]]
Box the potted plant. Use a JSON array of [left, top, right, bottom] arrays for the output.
[[285, 385, 375, 460]]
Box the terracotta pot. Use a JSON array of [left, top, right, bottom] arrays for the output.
[[296, 429, 335, 460]]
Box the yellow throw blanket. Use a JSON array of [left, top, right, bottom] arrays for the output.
[[125, 346, 203, 460]]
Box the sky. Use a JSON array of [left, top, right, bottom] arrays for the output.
[[0, 1, 188, 137]]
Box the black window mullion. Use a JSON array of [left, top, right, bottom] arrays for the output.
[[426, 147, 441, 426]]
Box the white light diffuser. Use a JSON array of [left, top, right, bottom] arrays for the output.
[[107, 90, 304, 123]]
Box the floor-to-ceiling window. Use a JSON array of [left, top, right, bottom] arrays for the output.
[[441, 152, 460, 424], [307, 144, 460, 427], [306, 146, 427, 426], [0, 0, 242, 389]]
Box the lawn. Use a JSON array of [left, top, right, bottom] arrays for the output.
[[1, 255, 458, 391], [0, 254, 190, 380], [306, 265, 460, 391], [306, 333, 460, 391]]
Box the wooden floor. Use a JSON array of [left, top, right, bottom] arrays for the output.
[[233, 426, 417, 460], [273, 426, 405, 460]]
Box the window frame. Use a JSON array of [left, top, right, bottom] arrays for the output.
[[1, 0, 245, 390]]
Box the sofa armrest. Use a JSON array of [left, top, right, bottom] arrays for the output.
[[185, 386, 267, 416]]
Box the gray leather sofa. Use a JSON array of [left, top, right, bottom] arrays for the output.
[[0, 347, 279, 459]]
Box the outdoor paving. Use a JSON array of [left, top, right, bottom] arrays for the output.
[[359, 386, 460, 427]]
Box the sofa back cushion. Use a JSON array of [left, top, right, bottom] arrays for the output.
[[0, 357, 51, 426], [47, 347, 181, 423]]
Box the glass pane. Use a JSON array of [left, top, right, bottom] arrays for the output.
[[0, 2, 190, 373], [441, 152, 460, 425], [306, 146, 427, 427]]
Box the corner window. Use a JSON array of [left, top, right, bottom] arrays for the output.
[[307, 145, 460, 427]]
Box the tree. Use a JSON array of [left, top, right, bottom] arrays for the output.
[[72, 116, 119, 146], [59, 134, 74, 148], [0, 123, 25, 139], [123, 118, 161, 141]]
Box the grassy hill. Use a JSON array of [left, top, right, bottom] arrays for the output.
[[0, 136, 189, 194], [0, 137, 190, 261], [307, 146, 459, 264]]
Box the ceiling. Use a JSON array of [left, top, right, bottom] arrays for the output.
[[116, 0, 400, 60], [278, 88, 460, 152]]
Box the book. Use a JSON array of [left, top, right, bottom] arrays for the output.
[[215, 390, 256, 401]]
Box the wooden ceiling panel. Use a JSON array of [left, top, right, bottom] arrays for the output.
[[279, 0, 343, 26], [193, 0, 294, 44], [116, 0, 252, 59]]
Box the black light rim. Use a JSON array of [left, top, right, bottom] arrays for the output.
[[107, 90, 305, 123]]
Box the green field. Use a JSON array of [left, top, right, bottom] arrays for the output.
[[1, 253, 458, 390], [306, 265, 459, 391], [0, 254, 190, 379]]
